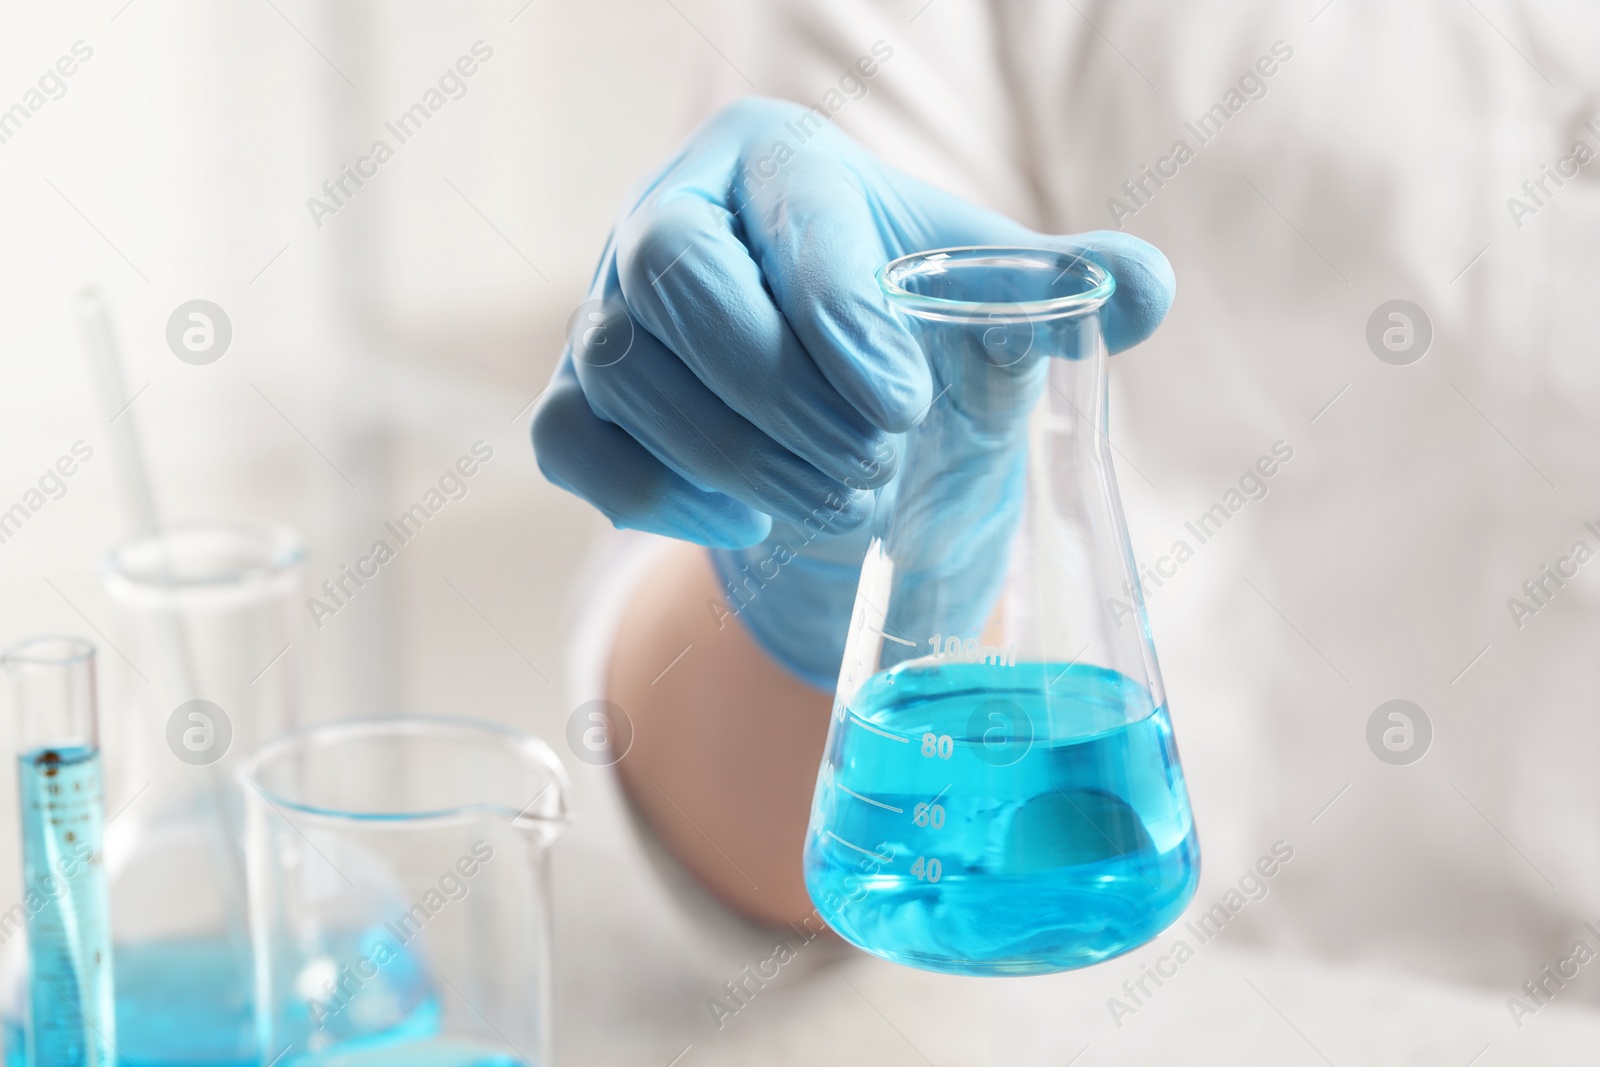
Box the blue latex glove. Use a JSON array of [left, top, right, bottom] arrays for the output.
[[533, 97, 1174, 689]]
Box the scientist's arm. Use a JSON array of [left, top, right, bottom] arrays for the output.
[[605, 540, 829, 924], [533, 98, 1174, 925]]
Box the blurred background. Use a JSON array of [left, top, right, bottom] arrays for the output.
[[1, 0, 1598, 1063]]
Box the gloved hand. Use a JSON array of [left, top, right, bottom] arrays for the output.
[[533, 97, 1174, 689]]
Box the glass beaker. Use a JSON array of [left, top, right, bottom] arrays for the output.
[[0, 637, 116, 1067], [100, 522, 305, 1065], [238, 717, 570, 1067], [802, 247, 1199, 976]]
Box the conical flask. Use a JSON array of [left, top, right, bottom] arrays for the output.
[[802, 247, 1199, 976], [100, 522, 306, 1065]]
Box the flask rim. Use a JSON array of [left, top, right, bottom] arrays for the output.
[[879, 245, 1114, 324], [102, 520, 305, 593], [0, 635, 96, 667]]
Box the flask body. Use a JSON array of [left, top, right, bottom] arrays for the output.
[[803, 248, 1199, 975]]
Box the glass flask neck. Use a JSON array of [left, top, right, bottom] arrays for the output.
[[854, 244, 1164, 704], [98, 521, 306, 798]]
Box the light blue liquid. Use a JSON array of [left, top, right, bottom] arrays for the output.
[[2, 928, 489, 1067], [6, 937, 257, 1067], [17, 744, 116, 1066], [115, 937, 254, 1067], [804, 663, 1199, 975], [267, 923, 528, 1067], [285, 1036, 527, 1067]]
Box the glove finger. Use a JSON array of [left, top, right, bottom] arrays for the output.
[[614, 197, 896, 491], [1054, 231, 1175, 354], [570, 308, 871, 533], [739, 146, 934, 433], [532, 361, 771, 549]]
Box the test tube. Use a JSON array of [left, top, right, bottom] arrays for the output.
[[1, 637, 116, 1067]]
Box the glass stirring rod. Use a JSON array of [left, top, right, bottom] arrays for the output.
[[2, 638, 116, 1067]]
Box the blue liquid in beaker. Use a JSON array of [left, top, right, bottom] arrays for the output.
[[15, 744, 116, 1067], [804, 662, 1199, 975]]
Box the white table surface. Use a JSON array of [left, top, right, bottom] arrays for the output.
[[545, 740, 1600, 1067]]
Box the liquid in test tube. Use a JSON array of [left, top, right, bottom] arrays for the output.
[[2, 638, 115, 1067]]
